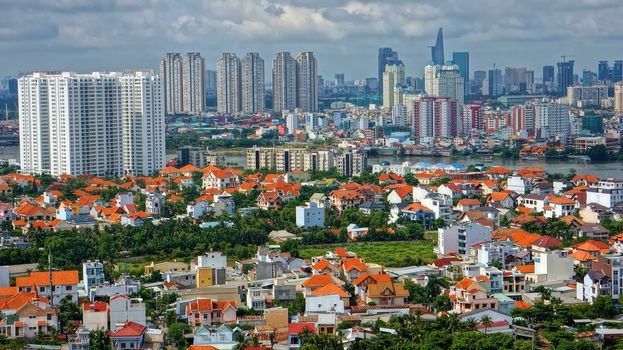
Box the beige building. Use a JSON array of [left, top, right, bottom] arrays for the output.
[[615, 82, 623, 115], [144, 260, 190, 275], [383, 63, 405, 108]]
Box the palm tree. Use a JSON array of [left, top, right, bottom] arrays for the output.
[[480, 315, 493, 334], [88, 329, 110, 350]]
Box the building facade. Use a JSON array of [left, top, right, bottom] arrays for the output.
[[160, 52, 205, 114], [241, 52, 265, 114], [216, 53, 242, 115]]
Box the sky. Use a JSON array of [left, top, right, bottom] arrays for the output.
[[1, 0, 623, 80]]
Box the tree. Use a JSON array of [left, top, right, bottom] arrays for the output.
[[591, 295, 617, 318], [586, 144, 609, 161], [432, 295, 452, 313], [480, 315, 493, 334], [88, 329, 110, 350], [59, 298, 82, 333], [166, 322, 190, 348]]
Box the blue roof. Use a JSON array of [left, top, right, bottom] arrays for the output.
[[451, 163, 464, 168], [433, 163, 447, 169], [415, 162, 431, 168]]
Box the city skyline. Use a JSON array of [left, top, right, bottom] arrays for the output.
[[2, 0, 623, 80]]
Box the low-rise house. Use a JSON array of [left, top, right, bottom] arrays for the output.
[[193, 324, 240, 347], [329, 189, 364, 212], [83, 301, 109, 331], [421, 193, 453, 222], [401, 203, 435, 228], [579, 203, 613, 224], [346, 224, 369, 240], [577, 224, 610, 240], [487, 192, 515, 209], [16, 270, 79, 304], [110, 321, 146, 350], [364, 281, 409, 305], [296, 202, 325, 229], [257, 191, 282, 210], [341, 258, 368, 281], [544, 197, 577, 218], [308, 283, 349, 311], [358, 201, 385, 215], [302, 275, 343, 296], [455, 198, 482, 213], [185, 298, 237, 327], [145, 191, 164, 217], [437, 222, 492, 256], [202, 169, 240, 190], [0, 291, 58, 339], [287, 323, 315, 350], [109, 294, 146, 331], [450, 277, 499, 313]]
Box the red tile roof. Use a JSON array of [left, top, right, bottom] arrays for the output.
[[111, 321, 146, 337], [16, 271, 79, 287]]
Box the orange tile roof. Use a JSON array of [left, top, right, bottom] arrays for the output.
[[352, 273, 391, 286], [342, 258, 367, 272], [569, 250, 597, 262], [571, 174, 599, 184], [178, 164, 202, 173], [402, 203, 433, 212], [457, 198, 481, 206], [488, 191, 511, 202], [312, 259, 331, 272], [335, 247, 347, 257], [455, 277, 478, 290], [0, 291, 49, 311], [511, 231, 542, 247], [485, 166, 512, 175], [548, 196, 577, 205], [516, 206, 532, 214], [515, 300, 533, 310], [515, 264, 535, 274], [476, 275, 490, 283], [302, 274, 334, 287], [311, 283, 349, 298], [15, 271, 79, 287], [574, 240, 609, 253]]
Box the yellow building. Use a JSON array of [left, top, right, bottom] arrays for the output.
[[144, 260, 190, 275], [196, 267, 216, 288]]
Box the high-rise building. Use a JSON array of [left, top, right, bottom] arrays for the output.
[[614, 83, 623, 115], [205, 70, 217, 98], [391, 105, 408, 127], [295, 52, 318, 112], [557, 60, 574, 96], [535, 102, 571, 141], [160, 52, 205, 115], [473, 71, 487, 94], [19, 71, 165, 176], [411, 96, 458, 138], [216, 53, 242, 115], [452, 52, 469, 91], [598, 61, 609, 81], [286, 113, 299, 135], [430, 28, 444, 65], [487, 69, 503, 97], [383, 62, 405, 108], [336, 151, 367, 177], [378, 48, 399, 94], [504, 67, 532, 93], [567, 85, 608, 107], [582, 70, 596, 87], [462, 104, 482, 133], [241, 52, 265, 114], [8, 78, 17, 95], [614, 60, 623, 82], [543, 65, 555, 93], [424, 64, 464, 107], [335, 73, 345, 86], [272, 52, 296, 113]]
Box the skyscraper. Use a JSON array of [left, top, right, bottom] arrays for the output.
[[430, 28, 444, 65], [411, 96, 458, 138], [542, 65, 555, 93], [614, 83, 623, 115], [598, 61, 609, 81], [216, 53, 242, 115], [241, 52, 265, 114], [424, 64, 464, 107], [295, 52, 318, 112], [383, 62, 405, 108], [556, 60, 574, 96], [160, 52, 205, 115], [19, 71, 165, 176], [535, 102, 571, 141], [452, 52, 469, 84], [335, 73, 345, 86], [205, 70, 217, 98], [614, 60, 623, 82], [487, 69, 503, 97], [272, 52, 296, 113], [378, 48, 398, 95]]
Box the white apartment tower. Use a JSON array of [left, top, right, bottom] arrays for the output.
[[241, 52, 265, 115], [424, 64, 465, 107], [295, 52, 318, 112], [383, 63, 405, 109], [160, 52, 205, 115], [535, 102, 571, 141], [272, 52, 296, 114], [19, 71, 165, 176], [216, 52, 242, 115]]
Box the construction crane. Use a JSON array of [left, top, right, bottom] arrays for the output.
[[560, 55, 576, 62]]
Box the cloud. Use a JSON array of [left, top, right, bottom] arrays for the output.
[[1, 0, 622, 78]]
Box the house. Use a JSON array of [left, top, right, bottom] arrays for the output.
[[295, 202, 325, 229], [287, 323, 315, 350], [346, 224, 369, 240], [257, 191, 282, 210], [110, 321, 146, 350], [400, 203, 435, 228], [83, 301, 109, 331], [364, 281, 409, 305], [544, 197, 577, 219], [109, 294, 146, 331], [577, 224, 610, 240], [302, 275, 342, 296], [185, 298, 237, 327], [83, 260, 106, 293], [506, 176, 530, 194], [15, 270, 79, 304], [517, 194, 547, 213], [421, 193, 453, 222], [202, 170, 240, 190], [246, 287, 274, 311], [307, 283, 349, 312], [0, 291, 58, 339], [455, 198, 482, 213], [450, 278, 499, 313], [487, 192, 515, 209], [341, 258, 368, 281], [437, 222, 492, 256], [311, 259, 341, 277], [145, 191, 164, 217], [387, 186, 413, 204], [579, 203, 613, 224], [458, 308, 513, 334], [329, 189, 364, 212], [358, 201, 385, 215], [193, 324, 240, 347], [577, 254, 623, 302], [586, 178, 623, 208]]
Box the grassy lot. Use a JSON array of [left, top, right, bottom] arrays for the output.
[[299, 240, 437, 268]]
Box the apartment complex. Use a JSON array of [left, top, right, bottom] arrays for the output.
[[18, 71, 165, 176], [246, 146, 365, 175], [410, 96, 459, 138], [424, 64, 465, 107], [160, 52, 205, 115]]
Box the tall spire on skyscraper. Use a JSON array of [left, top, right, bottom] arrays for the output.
[[430, 28, 445, 65]]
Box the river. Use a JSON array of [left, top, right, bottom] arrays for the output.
[[4, 145, 620, 179]]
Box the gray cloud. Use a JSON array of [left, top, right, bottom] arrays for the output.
[[1, 0, 622, 79]]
